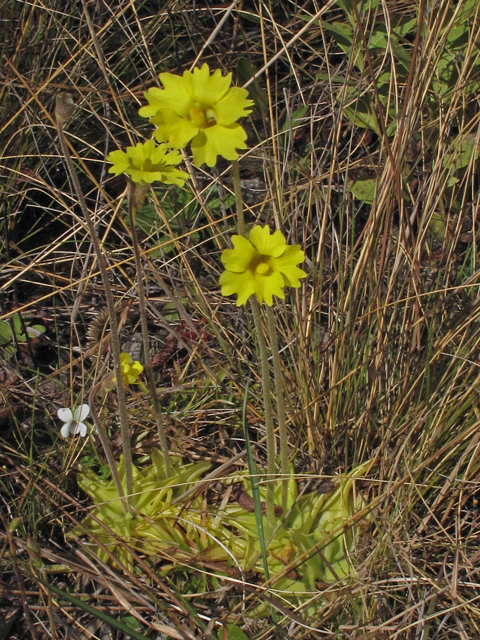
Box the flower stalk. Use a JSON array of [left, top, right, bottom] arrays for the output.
[[55, 93, 134, 503], [250, 297, 276, 536], [232, 159, 245, 236], [127, 180, 171, 477], [88, 380, 128, 513], [266, 304, 289, 512]]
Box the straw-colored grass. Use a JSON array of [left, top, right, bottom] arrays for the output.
[[2, 0, 480, 637]]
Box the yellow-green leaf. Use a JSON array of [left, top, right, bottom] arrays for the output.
[[350, 176, 377, 203]]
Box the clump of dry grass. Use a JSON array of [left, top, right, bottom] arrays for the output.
[[1, 0, 480, 637]]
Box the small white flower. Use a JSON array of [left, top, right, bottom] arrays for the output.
[[57, 404, 90, 438]]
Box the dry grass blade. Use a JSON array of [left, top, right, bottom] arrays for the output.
[[2, 0, 480, 638]]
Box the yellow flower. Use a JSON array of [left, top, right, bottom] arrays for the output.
[[107, 139, 188, 185], [100, 354, 144, 394], [119, 353, 143, 385], [219, 226, 307, 306], [139, 63, 253, 167]]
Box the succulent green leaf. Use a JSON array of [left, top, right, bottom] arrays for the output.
[[442, 133, 480, 172], [218, 626, 250, 640], [391, 16, 417, 37], [343, 94, 380, 135], [74, 453, 371, 615], [428, 211, 448, 240], [447, 0, 479, 25], [350, 176, 377, 203], [322, 21, 354, 53], [280, 105, 309, 133], [0, 321, 13, 346]]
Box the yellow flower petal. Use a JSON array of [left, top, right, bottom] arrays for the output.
[[152, 109, 199, 147], [127, 139, 154, 165], [132, 361, 143, 375], [140, 76, 191, 118], [273, 246, 307, 287], [128, 166, 188, 186], [118, 353, 143, 385], [161, 149, 184, 165], [159, 72, 192, 113], [107, 150, 132, 176], [184, 64, 232, 104], [125, 361, 143, 384], [221, 236, 257, 272], [249, 226, 287, 258], [256, 269, 286, 306], [215, 87, 253, 125], [107, 141, 187, 186], [219, 269, 257, 307], [191, 123, 247, 167]]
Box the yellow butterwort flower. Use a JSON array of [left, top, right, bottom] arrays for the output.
[[107, 139, 188, 185], [139, 63, 253, 167], [119, 353, 143, 385], [219, 226, 307, 306], [100, 354, 144, 394]]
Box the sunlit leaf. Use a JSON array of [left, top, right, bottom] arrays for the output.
[[344, 94, 380, 135], [428, 211, 448, 240], [443, 133, 480, 172], [217, 625, 250, 640], [350, 176, 377, 203]]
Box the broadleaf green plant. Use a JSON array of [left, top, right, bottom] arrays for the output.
[[74, 451, 372, 617], [0, 314, 46, 355]]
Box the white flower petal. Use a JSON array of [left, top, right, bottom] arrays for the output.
[[74, 404, 90, 422], [57, 408, 73, 422], [61, 422, 72, 438], [78, 422, 88, 437]]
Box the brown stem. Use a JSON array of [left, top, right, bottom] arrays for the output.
[[127, 180, 171, 477], [55, 95, 133, 501], [232, 159, 245, 236], [88, 381, 128, 513]]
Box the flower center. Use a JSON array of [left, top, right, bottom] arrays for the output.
[[188, 105, 217, 129], [143, 158, 153, 171], [250, 255, 273, 277], [205, 108, 217, 126]]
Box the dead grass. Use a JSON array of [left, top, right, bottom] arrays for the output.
[[2, 0, 480, 637]]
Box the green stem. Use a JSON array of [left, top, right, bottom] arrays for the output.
[[128, 181, 171, 477], [266, 304, 289, 512], [55, 94, 133, 502], [232, 159, 245, 236], [250, 298, 276, 535]]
